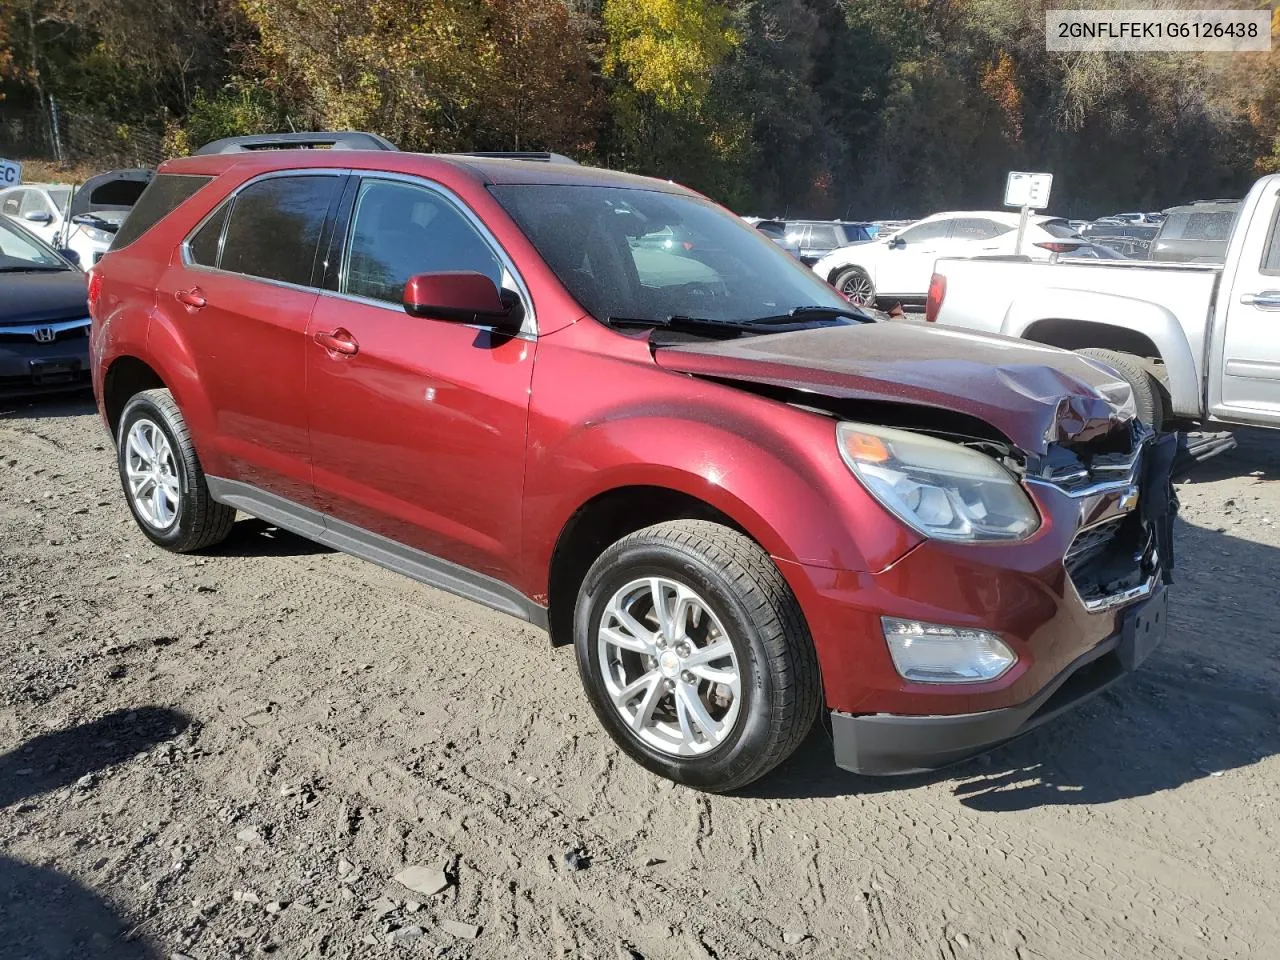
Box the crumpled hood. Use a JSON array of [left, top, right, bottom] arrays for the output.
[[653, 322, 1134, 454]]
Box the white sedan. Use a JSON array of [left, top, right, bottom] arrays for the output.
[[812, 211, 1087, 308], [0, 182, 113, 267]]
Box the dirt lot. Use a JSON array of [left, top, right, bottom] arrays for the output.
[[2, 396, 1278, 960]]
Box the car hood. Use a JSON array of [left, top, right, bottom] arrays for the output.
[[0, 271, 89, 325], [653, 322, 1134, 454], [68, 169, 154, 219]]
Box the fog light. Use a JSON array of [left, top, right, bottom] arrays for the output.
[[881, 618, 1016, 684]]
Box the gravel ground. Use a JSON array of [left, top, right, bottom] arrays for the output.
[[2, 395, 1278, 960]]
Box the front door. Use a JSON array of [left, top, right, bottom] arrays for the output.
[[154, 172, 345, 505], [878, 218, 954, 297], [1210, 184, 1280, 426], [306, 176, 535, 586]]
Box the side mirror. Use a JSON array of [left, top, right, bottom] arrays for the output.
[[24, 210, 53, 224], [403, 271, 522, 332], [888, 236, 906, 249], [59, 247, 81, 266]]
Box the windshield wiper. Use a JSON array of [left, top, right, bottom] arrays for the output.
[[606, 311, 856, 339], [748, 305, 871, 324]]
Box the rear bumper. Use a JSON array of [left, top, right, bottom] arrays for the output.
[[832, 586, 1168, 775], [0, 334, 91, 396]]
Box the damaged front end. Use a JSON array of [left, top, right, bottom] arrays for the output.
[[1026, 420, 1179, 612]]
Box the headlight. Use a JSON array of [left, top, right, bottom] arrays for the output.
[[836, 422, 1039, 542], [83, 226, 114, 244], [882, 618, 1016, 683]]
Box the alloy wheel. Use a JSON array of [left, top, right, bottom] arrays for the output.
[[596, 576, 743, 756], [124, 418, 180, 530]]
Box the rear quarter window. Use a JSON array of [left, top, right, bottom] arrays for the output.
[[110, 174, 211, 251]]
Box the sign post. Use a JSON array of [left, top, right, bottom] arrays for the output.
[[0, 158, 21, 187], [1004, 171, 1053, 254]]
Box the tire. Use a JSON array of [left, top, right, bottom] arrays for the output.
[[116, 388, 235, 552], [1076, 348, 1166, 432], [573, 520, 821, 793], [832, 266, 875, 307]]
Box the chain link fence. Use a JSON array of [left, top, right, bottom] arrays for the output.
[[0, 101, 164, 170]]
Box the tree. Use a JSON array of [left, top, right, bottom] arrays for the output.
[[478, 0, 601, 153]]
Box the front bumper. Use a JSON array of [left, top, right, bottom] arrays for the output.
[[831, 585, 1168, 775], [0, 331, 91, 396]]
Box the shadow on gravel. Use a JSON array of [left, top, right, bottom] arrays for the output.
[[0, 708, 185, 959], [0, 706, 189, 808], [0, 858, 161, 959], [203, 517, 334, 558], [0, 393, 96, 421]]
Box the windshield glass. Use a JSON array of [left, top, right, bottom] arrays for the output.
[[490, 184, 852, 325], [48, 187, 71, 212], [0, 217, 69, 270]]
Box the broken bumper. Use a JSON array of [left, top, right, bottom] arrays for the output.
[[831, 585, 1168, 776]]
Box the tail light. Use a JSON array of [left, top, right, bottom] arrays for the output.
[[1033, 241, 1086, 254], [87, 269, 104, 316], [924, 273, 946, 323]]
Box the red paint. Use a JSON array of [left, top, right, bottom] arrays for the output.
[[91, 149, 1124, 722]]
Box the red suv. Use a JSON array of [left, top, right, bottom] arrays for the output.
[[89, 139, 1177, 791]]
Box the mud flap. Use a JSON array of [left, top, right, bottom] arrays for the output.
[[1141, 432, 1179, 585], [1118, 587, 1168, 670]]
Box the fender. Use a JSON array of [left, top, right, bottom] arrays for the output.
[[520, 355, 923, 601], [1003, 288, 1202, 418]]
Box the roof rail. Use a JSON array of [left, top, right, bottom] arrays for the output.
[[456, 151, 579, 166], [195, 131, 399, 155]]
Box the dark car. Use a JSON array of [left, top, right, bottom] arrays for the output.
[[783, 220, 875, 265], [1079, 221, 1160, 258], [1149, 200, 1240, 263], [89, 139, 1174, 791], [0, 217, 91, 396]]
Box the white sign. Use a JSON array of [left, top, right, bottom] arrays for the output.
[[1005, 171, 1053, 209], [0, 158, 21, 187]]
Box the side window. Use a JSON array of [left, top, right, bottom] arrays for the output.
[[1262, 196, 1280, 275], [898, 220, 952, 244], [951, 218, 1008, 241], [187, 202, 230, 268], [220, 176, 341, 286], [19, 191, 51, 217], [808, 225, 840, 247], [342, 179, 504, 305], [111, 174, 210, 250], [1, 191, 23, 217]]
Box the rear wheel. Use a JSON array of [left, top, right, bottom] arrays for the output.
[[574, 520, 821, 792], [833, 266, 875, 307], [1077, 348, 1166, 432], [117, 389, 235, 552]]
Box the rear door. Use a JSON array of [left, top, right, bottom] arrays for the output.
[[155, 171, 346, 506], [1211, 185, 1280, 425], [305, 175, 535, 585]]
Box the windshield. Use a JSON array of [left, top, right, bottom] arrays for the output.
[[48, 187, 71, 212], [490, 184, 853, 326], [0, 217, 70, 271]]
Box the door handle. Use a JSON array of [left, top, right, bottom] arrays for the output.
[[314, 327, 359, 357], [1240, 291, 1280, 309], [175, 287, 207, 310]]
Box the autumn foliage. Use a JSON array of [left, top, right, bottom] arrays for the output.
[[0, 0, 1277, 216]]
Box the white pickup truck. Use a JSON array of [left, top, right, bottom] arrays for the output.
[[925, 173, 1280, 434]]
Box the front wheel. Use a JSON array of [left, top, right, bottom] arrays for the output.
[[573, 520, 821, 792], [832, 266, 875, 307]]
